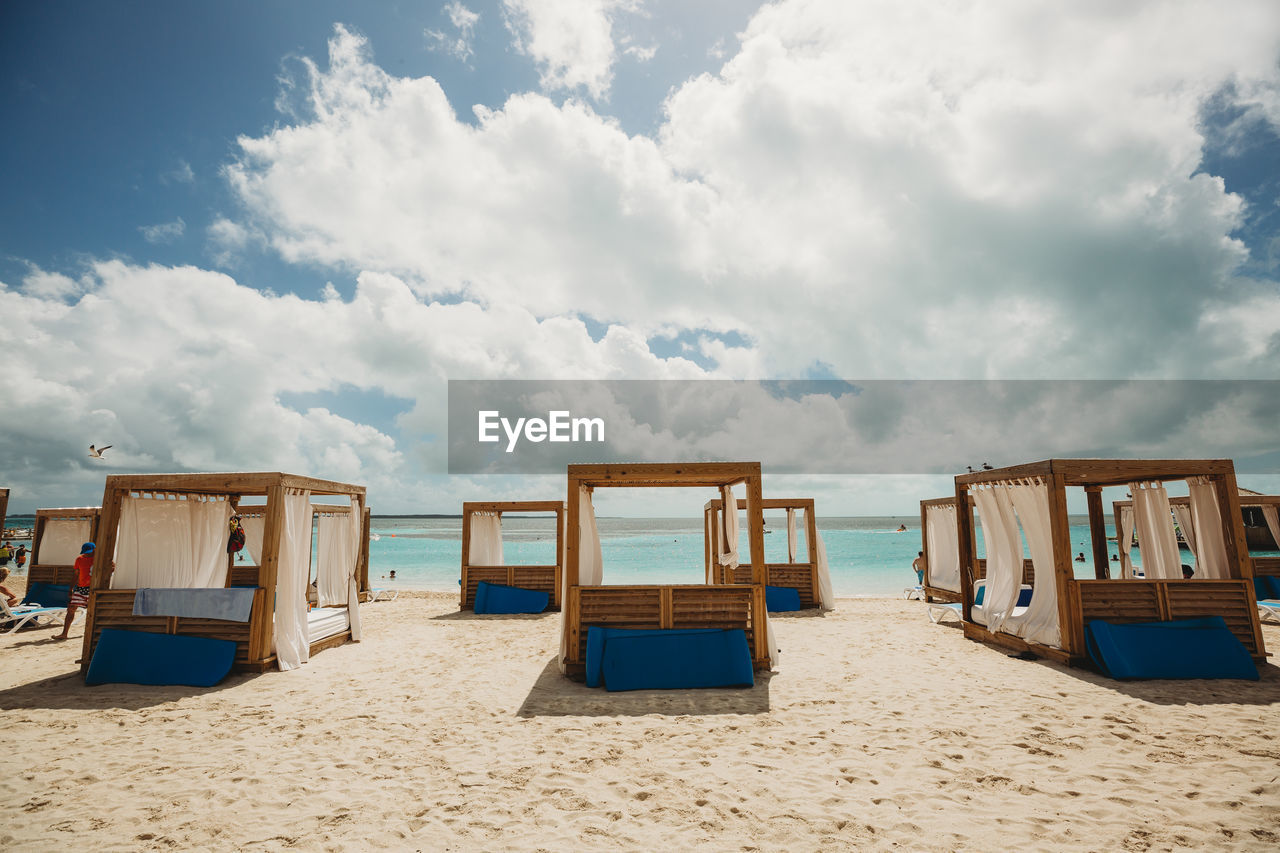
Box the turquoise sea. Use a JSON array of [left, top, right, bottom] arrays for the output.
[[7, 513, 1275, 597], [363, 514, 1279, 596]]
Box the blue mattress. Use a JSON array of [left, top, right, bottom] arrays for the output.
[[86, 628, 237, 687], [585, 626, 754, 691], [1084, 616, 1258, 681], [473, 581, 549, 614], [765, 585, 802, 612]]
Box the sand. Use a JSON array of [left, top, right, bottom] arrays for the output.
[[1, 591, 1278, 851]]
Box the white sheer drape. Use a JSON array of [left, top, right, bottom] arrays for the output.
[[240, 514, 266, 565], [1187, 478, 1228, 579], [1004, 481, 1060, 648], [274, 490, 312, 671], [1118, 504, 1136, 578], [1262, 505, 1280, 554], [786, 508, 797, 563], [112, 494, 232, 589], [578, 487, 603, 586], [39, 517, 92, 565], [1171, 504, 1197, 572], [468, 512, 504, 566], [719, 485, 739, 577], [925, 504, 961, 592], [346, 498, 363, 641], [813, 524, 835, 611], [1131, 482, 1181, 580], [971, 486, 1022, 633], [317, 515, 351, 606]]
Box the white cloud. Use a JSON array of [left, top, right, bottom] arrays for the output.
[[426, 2, 480, 63], [222, 9, 1280, 384], [502, 0, 639, 99], [0, 261, 708, 510], [139, 217, 185, 244], [161, 160, 195, 185]]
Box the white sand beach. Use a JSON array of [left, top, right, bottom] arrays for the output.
[[2, 592, 1278, 851]]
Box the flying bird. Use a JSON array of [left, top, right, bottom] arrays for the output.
[[88, 444, 112, 459]]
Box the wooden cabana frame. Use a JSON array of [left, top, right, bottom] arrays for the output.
[[1113, 492, 1280, 584], [29, 506, 102, 586], [703, 497, 820, 608], [81, 472, 368, 676], [460, 500, 565, 611], [955, 459, 1266, 666], [562, 462, 770, 680], [0, 488, 8, 539]]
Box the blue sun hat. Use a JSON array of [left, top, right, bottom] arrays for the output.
[[81, 542, 96, 554]]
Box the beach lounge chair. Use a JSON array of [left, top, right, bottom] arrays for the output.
[[904, 585, 924, 600], [1, 598, 66, 634], [1259, 600, 1280, 624], [369, 588, 399, 602], [927, 602, 962, 623]]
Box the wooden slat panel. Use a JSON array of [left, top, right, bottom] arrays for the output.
[[228, 565, 260, 587], [1078, 581, 1162, 625], [1254, 556, 1280, 578], [575, 586, 663, 661], [1166, 581, 1258, 654], [765, 563, 816, 608], [511, 566, 560, 610], [462, 566, 512, 609]]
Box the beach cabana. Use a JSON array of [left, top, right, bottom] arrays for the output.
[[80, 472, 369, 678], [1112, 491, 1280, 587], [560, 462, 775, 681], [460, 500, 565, 611], [26, 506, 102, 600], [703, 497, 834, 609], [954, 459, 1266, 667]]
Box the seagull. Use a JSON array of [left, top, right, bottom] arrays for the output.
[[982, 462, 994, 470], [966, 465, 975, 473], [88, 444, 112, 459]]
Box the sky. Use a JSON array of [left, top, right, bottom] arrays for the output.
[[2, 0, 1280, 516]]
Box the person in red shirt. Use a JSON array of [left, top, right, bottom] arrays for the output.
[[55, 541, 96, 640]]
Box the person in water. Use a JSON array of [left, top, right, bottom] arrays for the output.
[[896, 524, 907, 532], [1075, 552, 1086, 562]]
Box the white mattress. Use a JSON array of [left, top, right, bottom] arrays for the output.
[[307, 607, 351, 642]]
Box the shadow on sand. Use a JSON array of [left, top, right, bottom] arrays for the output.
[[516, 657, 772, 718]]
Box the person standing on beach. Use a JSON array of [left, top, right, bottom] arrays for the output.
[[55, 541, 95, 640], [912, 551, 926, 585]]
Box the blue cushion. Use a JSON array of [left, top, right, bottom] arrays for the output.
[[1084, 617, 1258, 681], [1016, 587, 1034, 607], [1254, 575, 1280, 600], [85, 629, 237, 687], [765, 585, 802, 612], [585, 627, 722, 688], [21, 582, 70, 609], [599, 629, 754, 692], [473, 581, 549, 614], [974, 585, 985, 606]]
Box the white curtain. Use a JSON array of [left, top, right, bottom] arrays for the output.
[[1262, 505, 1280, 554], [1131, 482, 1182, 580], [719, 485, 739, 578], [240, 514, 266, 565], [38, 517, 92, 565], [274, 490, 312, 671], [1187, 478, 1228, 579], [112, 494, 231, 589], [317, 515, 351, 606], [1171, 504, 1197, 572], [971, 486, 1022, 633], [786, 508, 797, 563], [925, 504, 961, 593], [1118, 505, 1135, 578], [578, 487, 603, 586], [813, 525, 835, 611], [346, 498, 363, 641], [1004, 481, 1061, 648], [468, 512, 504, 566]]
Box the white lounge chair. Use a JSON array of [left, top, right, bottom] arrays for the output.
[[369, 588, 399, 602], [927, 602, 962, 623], [904, 585, 924, 600], [1259, 600, 1280, 624], [1, 599, 66, 634]]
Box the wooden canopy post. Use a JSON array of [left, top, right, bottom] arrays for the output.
[[1047, 473, 1081, 656], [80, 482, 125, 675], [0, 488, 8, 536], [955, 484, 975, 622], [254, 484, 286, 664], [1085, 486, 1110, 579]]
